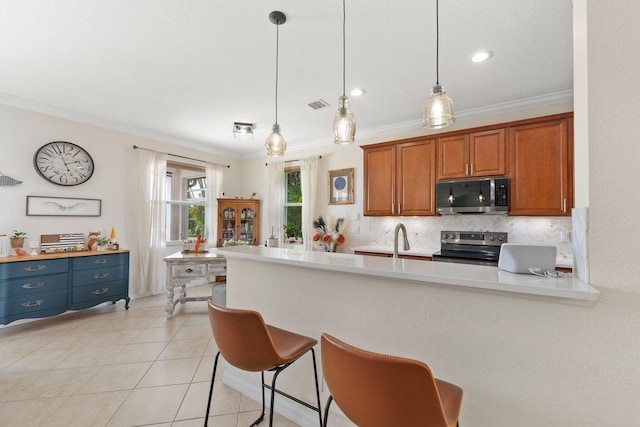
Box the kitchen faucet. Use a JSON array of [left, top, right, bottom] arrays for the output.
[[393, 223, 410, 258]]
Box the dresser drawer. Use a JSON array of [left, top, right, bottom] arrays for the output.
[[0, 258, 68, 280], [72, 280, 126, 304], [1, 289, 68, 316], [0, 273, 68, 298], [72, 253, 129, 270], [72, 265, 127, 287], [73, 253, 128, 270]]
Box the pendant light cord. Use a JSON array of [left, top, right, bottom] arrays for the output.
[[275, 21, 280, 125], [342, 0, 346, 97], [436, 0, 440, 85]]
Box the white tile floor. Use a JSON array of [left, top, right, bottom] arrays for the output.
[[0, 284, 302, 427]]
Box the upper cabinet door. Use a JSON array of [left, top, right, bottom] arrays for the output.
[[508, 119, 573, 216], [437, 135, 468, 179], [397, 140, 436, 215], [363, 145, 396, 216], [469, 129, 506, 177]]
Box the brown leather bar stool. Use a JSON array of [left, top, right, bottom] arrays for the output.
[[321, 333, 463, 427], [205, 300, 323, 427]]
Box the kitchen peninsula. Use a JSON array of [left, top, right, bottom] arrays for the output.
[[216, 246, 599, 427]]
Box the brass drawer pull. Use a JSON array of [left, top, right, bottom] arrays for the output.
[[93, 273, 110, 280], [22, 281, 45, 289], [93, 259, 109, 264], [92, 288, 109, 295], [24, 265, 46, 272], [186, 268, 193, 273], [22, 299, 44, 308]]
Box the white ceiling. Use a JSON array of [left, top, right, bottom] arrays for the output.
[[0, 0, 573, 158]]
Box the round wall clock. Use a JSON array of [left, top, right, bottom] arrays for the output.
[[33, 141, 95, 186]]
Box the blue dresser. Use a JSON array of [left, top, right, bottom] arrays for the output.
[[0, 250, 130, 325]]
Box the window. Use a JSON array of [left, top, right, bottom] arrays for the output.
[[165, 162, 207, 243], [284, 167, 302, 242]]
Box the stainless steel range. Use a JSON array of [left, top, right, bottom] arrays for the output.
[[431, 231, 507, 266]]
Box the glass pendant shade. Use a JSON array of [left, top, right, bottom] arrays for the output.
[[423, 84, 455, 129], [264, 123, 286, 157], [333, 95, 356, 144]]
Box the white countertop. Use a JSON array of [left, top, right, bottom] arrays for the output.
[[216, 246, 597, 301], [350, 245, 573, 268]]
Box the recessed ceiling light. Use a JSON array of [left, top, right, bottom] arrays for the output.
[[471, 50, 493, 63], [350, 88, 365, 97]]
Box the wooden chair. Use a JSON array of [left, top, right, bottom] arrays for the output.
[[321, 333, 463, 427], [205, 300, 322, 426]]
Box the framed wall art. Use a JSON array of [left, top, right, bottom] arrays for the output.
[[328, 168, 354, 205], [26, 196, 102, 217]]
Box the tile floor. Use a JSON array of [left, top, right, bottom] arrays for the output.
[[0, 284, 301, 427]]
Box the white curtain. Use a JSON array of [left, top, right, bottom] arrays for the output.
[[266, 161, 285, 242], [300, 157, 319, 250], [205, 163, 225, 247], [136, 149, 167, 296]]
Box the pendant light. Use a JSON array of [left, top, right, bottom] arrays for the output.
[[265, 11, 287, 157], [423, 0, 455, 129], [333, 0, 356, 144]]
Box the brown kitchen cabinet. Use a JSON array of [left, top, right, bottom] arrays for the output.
[[217, 199, 260, 246], [508, 116, 573, 216], [363, 137, 436, 216], [437, 129, 506, 180]]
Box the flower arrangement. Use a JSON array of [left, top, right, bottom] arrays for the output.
[[312, 216, 347, 252]]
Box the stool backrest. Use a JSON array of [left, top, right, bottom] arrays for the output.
[[208, 300, 282, 372], [321, 333, 451, 427]]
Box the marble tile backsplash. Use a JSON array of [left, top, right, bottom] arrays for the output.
[[368, 215, 573, 258]]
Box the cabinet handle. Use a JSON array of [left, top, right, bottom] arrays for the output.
[[93, 259, 109, 264], [466, 163, 470, 176], [24, 265, 46, 272], [92, 288, 109, 295], [22, 281, 45, 289], [563, 198, 567, 212], [470, 164, 474, 175], [93, 273, 110, 280], [22, 299, 44, 308]]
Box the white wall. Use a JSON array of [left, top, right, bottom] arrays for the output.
[[0, 104, 241, 297]]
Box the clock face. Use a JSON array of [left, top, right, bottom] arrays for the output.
[[33, 141, 95, 186]]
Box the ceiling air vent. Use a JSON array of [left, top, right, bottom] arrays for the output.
[[307, 99, 330, 110]]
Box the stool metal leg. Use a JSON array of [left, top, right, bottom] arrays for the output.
[[204, 352, 221, 427], [310, 348, 323, 427], [322, 395, 333, 427], [249, 372, 266, 426]]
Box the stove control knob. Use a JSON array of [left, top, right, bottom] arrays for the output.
[[442, 233, 449, 240], [488, 235, 495, 241], [498, 235, 505, 242]]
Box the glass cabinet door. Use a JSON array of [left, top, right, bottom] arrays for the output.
[[221, 207, 236, 245], [239, 208, 255, 244]]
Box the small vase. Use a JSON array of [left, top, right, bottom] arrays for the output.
[[96, 245, 107, 251]]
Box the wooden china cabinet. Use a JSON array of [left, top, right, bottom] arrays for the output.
[[216, 199, 260, 246]]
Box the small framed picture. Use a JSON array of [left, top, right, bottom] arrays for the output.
[[328, 168, 354, 205]]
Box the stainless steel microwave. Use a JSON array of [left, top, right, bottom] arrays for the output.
[[436, 177, 508, 214]]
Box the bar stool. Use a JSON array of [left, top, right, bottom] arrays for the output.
[[321, 333, 463, 427], [205, 300, 323, 427]]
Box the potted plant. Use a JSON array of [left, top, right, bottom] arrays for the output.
[[95, 236, 110, 251], [10, 230, 27, 248]]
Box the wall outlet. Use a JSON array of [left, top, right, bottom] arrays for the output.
[[352, 226, 360, 234], [560, 231, 572, 242], [350, 212, 360, 221]]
